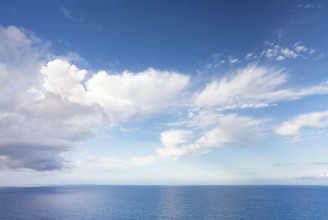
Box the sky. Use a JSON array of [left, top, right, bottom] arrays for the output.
[[0, 0, 328, 186]]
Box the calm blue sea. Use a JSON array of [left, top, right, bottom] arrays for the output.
[[0, 185, 328, 219]]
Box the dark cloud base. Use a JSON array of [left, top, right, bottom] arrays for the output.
[[0, 141, 71, 171]]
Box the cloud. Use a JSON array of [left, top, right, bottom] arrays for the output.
[[41, 59, 190, 121], [275, 110, 328, 135], [79, 110, 264, 164], [261, 41, 313, 61], [208, 41, 315, 67], [0, 26, 73, 171], [0, 26, 105, 171], [205, 54, 240, 69], [0, 25, 191, 171], [0, 91, 105, 171], [206, 41, 314, 71], [228, 56, 239, 64], [195, 65, 328, 110], [296, 173, 328, 180], [276, 55, 285, 61], [295, 3, 316, 10], [245, 53, 257, 60], [195, 65, 286, 108], [41, 59, 88, 103], [205, 53, 226, 69], [60, 8, 84, 23], [0, 140, 71, 171], [0, 25, 50, 96], [1, 24, 327, 172], [156, 130, 194, 156], [156, 111, 263, 157], [294, 45, 307, 53]]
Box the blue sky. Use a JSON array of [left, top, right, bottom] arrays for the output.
[[1, 0, 328, 186]]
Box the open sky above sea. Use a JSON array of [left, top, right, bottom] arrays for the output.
[[1, 0, 328, 186]]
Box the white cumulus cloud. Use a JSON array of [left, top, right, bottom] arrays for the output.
[[0, 25, 191, 171], [41, 59, 190, 121], [41, 59, 88, 103]]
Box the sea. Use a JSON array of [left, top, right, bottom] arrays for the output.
[[0, 185, 327, 219]]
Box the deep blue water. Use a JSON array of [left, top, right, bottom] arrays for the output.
[[0, 186, 328, 219]]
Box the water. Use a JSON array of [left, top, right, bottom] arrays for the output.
[[0, 185, 328, 219]]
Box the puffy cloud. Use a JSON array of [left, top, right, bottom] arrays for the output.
[[276, 55, 286, 61], [41, 59, 190, 120], [275, 110, 328, 135], [160, 130, 193, 149], [294, 45, 307, 53], [0, 25, 49, 97], [157, 111, 263, 157], [0, 25, 191, 171], [0, 26, 104, 171], [85, 68, 190, 120], [0, 141, 71, 171], [280, 48, 298, 59], [0, 25, 45, 60], [0, 26, 75, 171], [41, 59, 88, 103], [195, 65, 328, 109], [207, 41, 313, 70], [261, 42, 312, 61], [1, 24, 328, 172], [157, 130, 194, 156], [80, 111, 264, 162], [0, 91, 105, 171]]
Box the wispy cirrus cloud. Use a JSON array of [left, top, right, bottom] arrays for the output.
[[195, 65, 328, 110], [228, 56, 239, 64], [60, 8, 84, 23], [275, 110, 328, 136], [195, 65, 286, 108], [205, 53, 226, 69]]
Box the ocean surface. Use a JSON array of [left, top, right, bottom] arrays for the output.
[[0, 185, 328, 219]]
